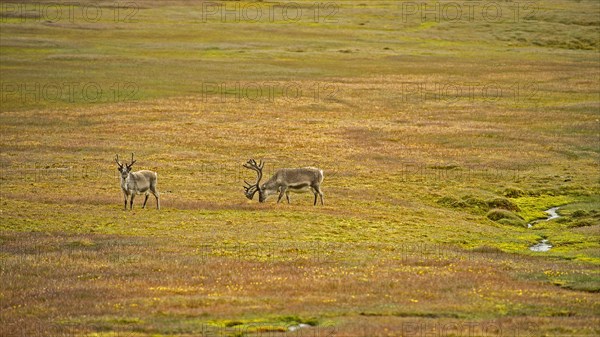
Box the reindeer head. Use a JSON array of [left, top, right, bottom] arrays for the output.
[[243, 159, 266, 202], [115, 153, 137, 179]]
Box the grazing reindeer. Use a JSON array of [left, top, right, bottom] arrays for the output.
[[243, 159, 324, 205], [115, 153, 160, 210]]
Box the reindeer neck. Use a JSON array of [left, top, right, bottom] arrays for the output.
[[263, 175, 280, 188], [121, 171, 136, 189]]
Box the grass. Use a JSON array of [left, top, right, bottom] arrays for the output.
[[1, 0, 599, 336]]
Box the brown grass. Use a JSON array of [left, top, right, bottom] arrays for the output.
[[1, 0, 599, 335]]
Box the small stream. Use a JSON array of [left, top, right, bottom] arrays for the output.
[[288, 324, 311, 332], [528, 207, 560, 252]]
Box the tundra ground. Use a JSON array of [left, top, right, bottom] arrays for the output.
[[1, 1, 599, 336]]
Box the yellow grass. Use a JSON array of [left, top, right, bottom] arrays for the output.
[[1, 0, 599, 336]]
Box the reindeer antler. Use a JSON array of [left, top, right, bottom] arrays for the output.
[[115, 154, 123, 168], [127, 152, 137, 168], [243, 159, 264, 200]]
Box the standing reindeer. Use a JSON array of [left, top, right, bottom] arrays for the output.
[[115, 153, 160, 210], [243, 159, 324, 205]]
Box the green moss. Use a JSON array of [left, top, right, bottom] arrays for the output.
[[1, 0, 600, 333], [503, 187, 526, 198], [497, 218, 527, 227], [569, 219, 596, 228], [486, 197, 520, 211], [486, 209, 525, 226], [571, 210, 588, 217], [512, 195, 576, 221], [223, 320, 244, 327]]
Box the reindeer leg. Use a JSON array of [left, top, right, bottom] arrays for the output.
[[285, 191, 291, 204], [142, 193, 149, 209], [153, 191, 160, 210], [150, 184, 160, 210], [317, 186, 324, 206], [313, 185, 324, 206], [123, 192, 128, 210], [277, 186, 287, 204], [129, 194, 135, 210]]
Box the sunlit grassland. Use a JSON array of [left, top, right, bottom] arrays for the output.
[[1, 0, 599, 336]]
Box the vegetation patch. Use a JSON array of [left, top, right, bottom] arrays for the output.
[[512, 195, 577, 222], [503, 187, 526, 198], [1, 0, 599, 335], [487, 209, 526, 227], [486, 197, 520, 211], [438, 195, 520, 213]]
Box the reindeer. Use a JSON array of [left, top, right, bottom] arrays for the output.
[[243, 159, 324, 205], [115, 153, 160, 210]]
